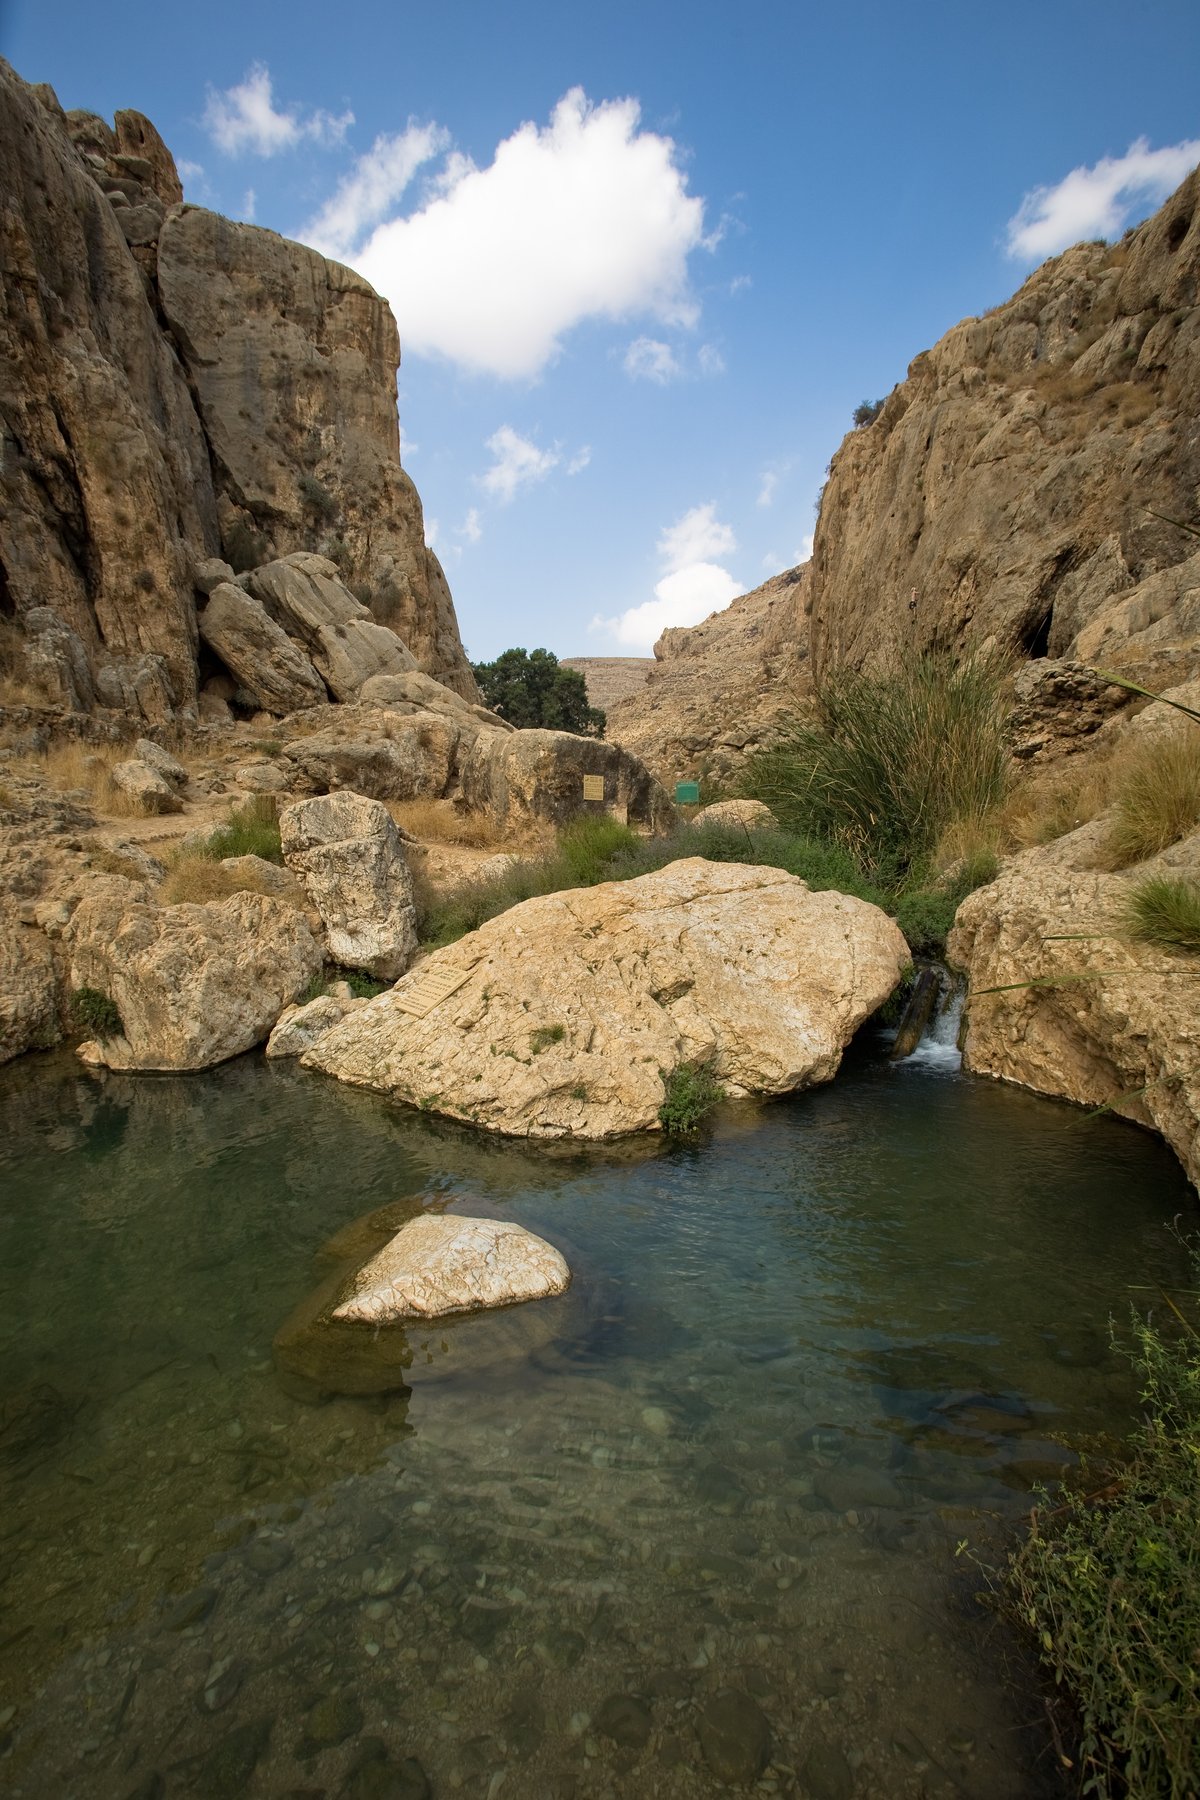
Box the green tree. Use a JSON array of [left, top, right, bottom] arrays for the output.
[[471, 647, 605, 736]]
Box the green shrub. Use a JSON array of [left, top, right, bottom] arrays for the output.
[[658, 1062, 724, 1134], [853, 398, 884, 427], [557, 814, 639, 884], [744, 652, 1010, 881], [1005, 1277, 1200, 1797], [71, 986, 123, 1040], [471, 647, 605, 736], [198, 795, 284, 865], [338, 969, 389, 999], [1121, 875, 1200, 951], [893, 887, 959, 956], [530, 1024, 565, 1054]]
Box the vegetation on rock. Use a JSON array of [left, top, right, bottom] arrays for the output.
[[852, 398, 884, 427], [658, 1062, 725, 1134], [471, 648, 605, 737], [1104, 732, 1200, 869], [70, 987, 123, 1041], [196, 796, 284, 865], [1003, 1266, 1200, 1797]]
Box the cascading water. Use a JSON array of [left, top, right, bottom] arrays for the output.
[[890, 965, 966, 1072]]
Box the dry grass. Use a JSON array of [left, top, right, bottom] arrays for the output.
[[1103, 730, 1200, 867], [388, 797, 548, 853], [159, 856, 299, 907], [13, 741, 144, 817], [933, 747, 1123, 865]]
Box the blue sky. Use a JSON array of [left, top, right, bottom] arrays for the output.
[[5, 1, 1199, 662]]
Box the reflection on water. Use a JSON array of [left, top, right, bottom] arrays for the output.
[[0, 1039, 1191, 1797]]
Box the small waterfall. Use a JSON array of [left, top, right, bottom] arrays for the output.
[[904, 973, 965, 1071], [890, 965, 965, 1072]]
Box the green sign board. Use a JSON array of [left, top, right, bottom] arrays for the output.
[[675, 781, 701, 805]]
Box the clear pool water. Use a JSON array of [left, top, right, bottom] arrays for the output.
[[0, 1035, 1191, 1798]]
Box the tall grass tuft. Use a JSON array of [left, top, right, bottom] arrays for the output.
[[744, 652, 1010, 880], [1104, 732, 1200, 868], [197, 795, 284, 864], [1121, 875, 1200, 951]]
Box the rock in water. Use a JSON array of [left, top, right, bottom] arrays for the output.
[[697, 1689, 772, 1785], [332, 1215, 571, 1323], [302, 858, 909, 1138], [279, 791, 417, 981]]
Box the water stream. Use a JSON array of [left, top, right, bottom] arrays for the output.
[[0, 1033, 1191, 1798]]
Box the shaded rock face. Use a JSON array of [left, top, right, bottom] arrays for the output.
[[0, 59, 477, 717], [0, 917, 62, 1064], [65, 887, 323, 1071], [810, 167, 1200, 691], [279, 791, 417, 981], [302, 857, 909, 1139], [458, 727, 677, 832], [605, 567, 811, 787], [949, 812, 1200, 1190]]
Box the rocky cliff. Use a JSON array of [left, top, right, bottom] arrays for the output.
[[810, 168, 1200, 693], [605, 565, 811, 786], [0, 61, 477, 719]]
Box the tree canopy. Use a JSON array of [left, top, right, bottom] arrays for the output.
[[471, 647, 605, 737]]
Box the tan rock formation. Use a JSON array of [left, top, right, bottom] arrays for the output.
[[66, 888, 323, 1070], [0, 915, 62, 1063], [266, 991, 367, 1060], [0, 58, 478, 717], [810, 168, 1200, 690], [243, 555, 419, 701], [156, 207, 476, 697], [302, 858, 909, 1138], [332, 1215, 571, 1323], [692, 799, 779, 832], [949, 823, 1200, 1188], [605, 568, 811, 787], [198, 584, 330, 715], [560, 658, 656, 711], [458, 726, 676, 831], [279, 792, 417, 980]]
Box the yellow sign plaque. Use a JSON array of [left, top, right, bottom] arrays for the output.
[[394, 965, 472, 1019], [582, 774, 605, 801]]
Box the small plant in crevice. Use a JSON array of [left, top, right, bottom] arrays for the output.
[[529, 1024, 566, 1054], [71, 986, 123, 1041], [658, 1062, 724, 1135]]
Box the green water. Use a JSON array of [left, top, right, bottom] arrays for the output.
[[0, 1038, 1191, 1798]]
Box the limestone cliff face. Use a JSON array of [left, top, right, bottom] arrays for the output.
[[810, 168, 1200, 690], [0, 60, 477, 718], [605, 566, 811, 786]]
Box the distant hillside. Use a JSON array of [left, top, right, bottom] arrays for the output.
[[560, 657, 655, 711]]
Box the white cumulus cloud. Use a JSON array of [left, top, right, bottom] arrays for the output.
[[657, 502, 736, 573], [624, 337, 682, 384], [461, 508, 483, 544], [304, 122, 451, 261], [592, 502, 742, 650], [480, 426, 559, 503], [204, 63, 353, 157], [1006, 136, 1200, 260], [343, 88, 706, 378]]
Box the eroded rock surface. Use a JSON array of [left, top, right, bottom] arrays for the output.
[[279, 792, 416, 980], [949, 820, 1200, 1189], [302, 858, 909, 1138], [66, 888, 322, 1070]]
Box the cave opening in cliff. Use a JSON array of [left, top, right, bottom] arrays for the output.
[[1019, 604, 1054, 658]]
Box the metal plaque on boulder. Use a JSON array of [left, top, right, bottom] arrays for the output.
[[675, 780, 701, 804], [394, 965, 472, 1019], [581, 774, 605, 801]]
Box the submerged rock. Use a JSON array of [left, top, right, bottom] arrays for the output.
[[332, 1214, 571, 1324], [301, 858, 909, 1138]]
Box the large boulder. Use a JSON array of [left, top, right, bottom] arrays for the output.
[[198, 583, 328, 714], [459, 728, 676, 832], [949, 822, 1200, 1190], [279, 706, 460, 801], [302, 858, 909, 1138], [245, 555, 419, 701], [65, 889, 322, 1070], [279, 791, 417, 980]]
